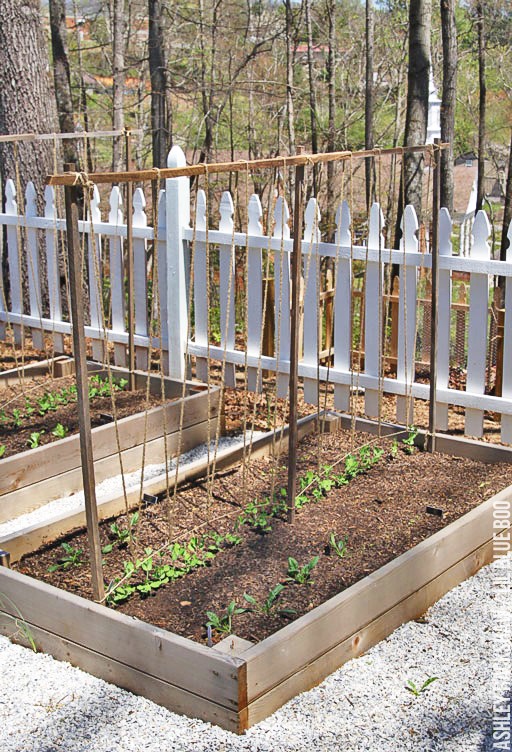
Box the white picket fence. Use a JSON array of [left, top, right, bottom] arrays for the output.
[[1, 145, 512, 442]]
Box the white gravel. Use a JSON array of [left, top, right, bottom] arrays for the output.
[[0, 553, 510, 752], [0, 433, 262, 538]]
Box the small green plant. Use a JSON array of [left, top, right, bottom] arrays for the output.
[[286, 555, 319, 585], [328, 532, 348, 558], [12, 408, 23, 427], [48, 542, 84, 572], [0, 444, 5, 459], [390, 439, 399, 458], [28, 431, 44, 449], [52, 423, 68, 439], [205, 601, 248, 636], [237, 498, 273, 533], [24, 398, 35, 417], [402, 427, 418, 455], [406, 677, 438, 697], [104, 511, 139, 550], [243, 583, 296, 616]]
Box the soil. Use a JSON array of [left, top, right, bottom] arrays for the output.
[[0, 374, 163, 458], [17, 427, 512, 645]]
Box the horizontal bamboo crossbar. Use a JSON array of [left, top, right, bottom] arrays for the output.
[[47, 144, 448, 186], [0, 129, 142, 144]]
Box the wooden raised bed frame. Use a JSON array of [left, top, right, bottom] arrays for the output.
[[0, 413, 510, 734], [0, 358, 221, 560]]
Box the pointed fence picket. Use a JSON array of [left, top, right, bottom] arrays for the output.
[[1, 144, 512, 443]]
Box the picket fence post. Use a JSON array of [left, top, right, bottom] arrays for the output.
[[465, 210, 491, 438], [5, 180, 22, 344], [166, 145, 190, 380]]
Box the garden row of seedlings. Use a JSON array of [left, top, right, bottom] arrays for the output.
[[47, 427, 418, 640], [0, 374, 128, 457]]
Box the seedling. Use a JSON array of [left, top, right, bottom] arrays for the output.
[[390, 439, 399, 458], [205, 601, 248, 636], [402, 427, 418, 455], [52, 423, 68, 439], [12, 409, 23, 428], [237, 498, 273, 533], [243, 583, 295, 616], [0, 444, 6, 459], [327, 532, 348, 558], [286, 555, 319, 585], [108, 511, 139, 548], [406, 677, 438, 697], [48, 542, 84, 572], [28, 431, 44, 449]]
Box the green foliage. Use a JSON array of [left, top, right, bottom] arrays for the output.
[[243, 583, 295, 616], [28, 431, 44, 449], [402, 427, 418, 455], [328, 532, 348, 559], [48, 542, 84, 572], [205, 601, 248, 636], [0, 444, 5, 459], [52, 423, 68, 439], [406, 677, 439, 697], [286, 555, 319, 585]]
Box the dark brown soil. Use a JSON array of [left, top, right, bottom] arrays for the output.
[[17, 427, 512, 645], [0, 374, 163, 457]]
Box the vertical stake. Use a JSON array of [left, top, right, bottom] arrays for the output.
[[64, 164, 105, 602], [125, 129, 136, 390], [427, 139, 441, 453], [287, 147, 305, 523]]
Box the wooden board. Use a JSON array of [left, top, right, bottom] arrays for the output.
[[0, 356, 72, 388]]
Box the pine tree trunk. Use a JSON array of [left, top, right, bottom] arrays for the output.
[[0, 0, 58, 197], [500, 131, 512, 263], [475, 1, 486, 212], [49, 0, 80, 166], [305, 0, 319, 193], [394, 0, 431, 248], [149, 0, 171, 168], [326, 0, 336, 240], [285, 0, 296, 156], [365, 0, 375, 212], [112, 0, 125, 172], [440, 0, 457, 211]]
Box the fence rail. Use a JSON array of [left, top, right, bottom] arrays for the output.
[[1, 145, 511, 442]]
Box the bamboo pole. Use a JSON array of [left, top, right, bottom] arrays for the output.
[[427, 139, 442, 453], [47, 144, 449, 187], [0, 129, 142, 143], [64, 164, 105, 602], [287, 148, 305, 524]]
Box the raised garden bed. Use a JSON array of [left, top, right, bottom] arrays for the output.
[[0, 412, 510, 733], [0, 358, 221, 559]]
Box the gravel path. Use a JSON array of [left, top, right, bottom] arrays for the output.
[[0, 554, 510, 752]]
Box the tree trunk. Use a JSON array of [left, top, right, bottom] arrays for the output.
[[365, 0, 375, 212], [440, 0, 457, 212], [49, 0, 80, 166], [305, 0, 319, 193], [111, 0, 125, 172], [0, 0, 59, 197], [394, 0, 431, 248], [500, 130, 512, 264], [284, 0, 296, 156], [325, 0, 336, 240], [475, 1, 486, 212], [149, 0, 172, 169]]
